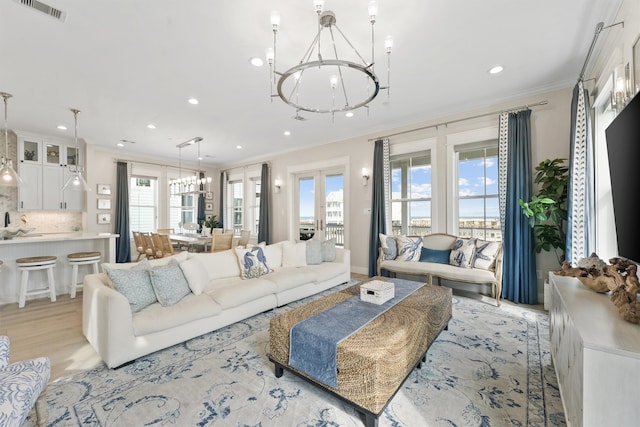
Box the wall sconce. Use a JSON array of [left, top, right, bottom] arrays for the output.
[[361, 168, 370, 186], [274, 179, 282, 193], [612, 63, 631, 112]]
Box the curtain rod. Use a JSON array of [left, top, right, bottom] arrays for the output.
[[368, 100, 548, 141], [221, 160, 271, 174], [578, 21, 624, 82]]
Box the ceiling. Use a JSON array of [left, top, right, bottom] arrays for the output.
[[0, 0, 622, 168]]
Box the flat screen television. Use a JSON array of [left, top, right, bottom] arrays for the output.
[[605, 90, 640, 264]]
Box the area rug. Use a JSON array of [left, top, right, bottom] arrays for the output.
[[29, 282, 566, 426]]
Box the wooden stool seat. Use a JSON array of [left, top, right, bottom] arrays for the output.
[[67, 252, 101, 299], [16, 256, 58, 308]]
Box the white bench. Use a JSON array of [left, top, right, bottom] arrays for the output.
[[377, 233, 503, 306]]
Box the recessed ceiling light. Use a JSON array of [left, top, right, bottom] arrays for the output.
[[250, 57, 264, 67], [57, 125, 67, 130], [147, 124, 156, 129], [489, 65, 504, 74], [345, 111, 354, 118], [284, 130, 291, 136], [188, 98, 199, 105], [117, 142, 124, 147], [236, 145, 243, 149]]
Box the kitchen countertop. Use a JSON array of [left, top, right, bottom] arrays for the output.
[[0, 232, 118, 245]]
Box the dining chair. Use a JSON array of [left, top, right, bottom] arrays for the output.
[[183, 222, 199, 233], [132, 231, 147, 261], [156, 228, 174, 235], [151, 233, 169, 258], [143, 233, 163, 259], [158, 233, 176, 255], [212, 228, 224, 234], [237, 230, 251, 248], [210, 233, 234, 252]]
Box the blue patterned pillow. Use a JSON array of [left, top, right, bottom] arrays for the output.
[[472, 239, 501, 270], [419, 247, 451, 264], [236, 246, 270, 279], [395, 236, 423, 261], [449, 238, 477, 268], [104, 259, 157, 313], [379, 233, 397, 260], [149, 260, 192, 306]]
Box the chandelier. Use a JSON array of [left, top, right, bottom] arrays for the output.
[[267, 0, 392, 119], [61, 108, 90, 192], [0, 91, 24, 187], [169, 137, 212, 196]]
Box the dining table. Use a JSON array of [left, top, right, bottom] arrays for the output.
[[168, 233, 212, 252]]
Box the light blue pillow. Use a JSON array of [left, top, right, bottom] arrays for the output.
[[104, 259, 157, 313], [149, 260, 192, 306], [321, 238, 336, 262], [306, 240, 323, 265], [379, 233, 397, 260], [449, 238, 477, 268]]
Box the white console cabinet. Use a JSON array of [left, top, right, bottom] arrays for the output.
[[549, 273, 640, 427]]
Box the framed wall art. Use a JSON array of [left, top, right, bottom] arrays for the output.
[[97, 213, 111, 225], [97, 198, 111, 210], [205, 202, 213, 211], [97, 184, 111, 195]]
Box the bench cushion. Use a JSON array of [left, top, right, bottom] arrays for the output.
[[380, 259, 497, 284]]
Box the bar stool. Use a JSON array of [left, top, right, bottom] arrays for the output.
[[16, 256, 57, 308], [67, 251, 101, 298]]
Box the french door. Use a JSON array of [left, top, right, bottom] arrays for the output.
[[295, 168, 345, 246]]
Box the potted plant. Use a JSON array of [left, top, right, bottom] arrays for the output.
[[201, 215, 221, 234], [518, 158, 569, 265]]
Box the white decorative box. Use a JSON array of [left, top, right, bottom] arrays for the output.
[[360, 280, 395, 305]]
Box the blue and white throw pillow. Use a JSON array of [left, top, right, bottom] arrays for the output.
[[149, 259, 192, 306], [104, 259, 157, 312], [379, 233, 398, 260], [472, 239, 501, 270], [236, 246, 271, 279], [395, 236, 423, 261], [306, 239, 323, 265], [449, 237, 477, 268]]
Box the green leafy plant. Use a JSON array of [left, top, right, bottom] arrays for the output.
[[518, 158, 569, 264], [201, 215, 220, 230]]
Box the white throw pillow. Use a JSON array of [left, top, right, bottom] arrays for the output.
[[472, 240, 501, 270], [282, 241, 307, 267], [395, 236, 423, 261], [306, 240, 323, 265], [263, 241, 284, 270], [189, 251, 240, 280], [179, 257, 210, 295], [449, 237, 477, 268]]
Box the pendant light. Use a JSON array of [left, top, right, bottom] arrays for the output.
[[0, 91, 24, 187], [61, 108, 90, 192]]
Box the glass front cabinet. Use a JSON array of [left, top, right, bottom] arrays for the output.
[[17, 134, 85, 211]]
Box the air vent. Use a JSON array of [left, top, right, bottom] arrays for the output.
[[14, 0, 67, 22]]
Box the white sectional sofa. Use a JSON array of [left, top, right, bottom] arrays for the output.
[[83, 240, 350, 368]]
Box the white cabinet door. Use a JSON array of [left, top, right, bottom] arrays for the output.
[[61, 167, 84, 211], [42, 165, 64, 210], [17, 162, 42, 210]]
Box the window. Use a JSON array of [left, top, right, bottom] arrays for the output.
[[229, 180, 243, 234], [456, 142, 500, 241], [130, 177, 157, 232], [390, 152, 432, 236], [251, 178, 261, 235], [225, 172, 261, 236], [169, 193, 198, 231]]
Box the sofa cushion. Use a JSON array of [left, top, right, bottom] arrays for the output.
[[179, 257, 209, 295], [419, 247, 451, 264], [321, 238, 337, 262], [263, 267, 318, 292], [263, 241, 284, 270], [236, 246, 271, 279], [396, 236, 423, 261], [449, 237, 477, 268], [133, 293, 223, 336], [0, 355, 50, 427], [149, 260, 192, 306], [380, 259, 497, 284], [189, 250, 240, 281], [282, 241, 307, 267], [104, 259, 157, 313], [472, 240, 501, 270], [379, 233, 397, 260], [303, 261, 347, 283], [206, 278, 277, 309]]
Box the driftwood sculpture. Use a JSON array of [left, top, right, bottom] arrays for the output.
[[556, 253, 640, 324]]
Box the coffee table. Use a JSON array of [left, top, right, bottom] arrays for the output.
[[268, 278, 452, 427]]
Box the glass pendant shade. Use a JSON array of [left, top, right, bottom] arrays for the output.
[[61, 108, 90, 192], [1, 91, 23, 187]]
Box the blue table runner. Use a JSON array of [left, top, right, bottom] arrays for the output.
[[288, 278, 424, 388]]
